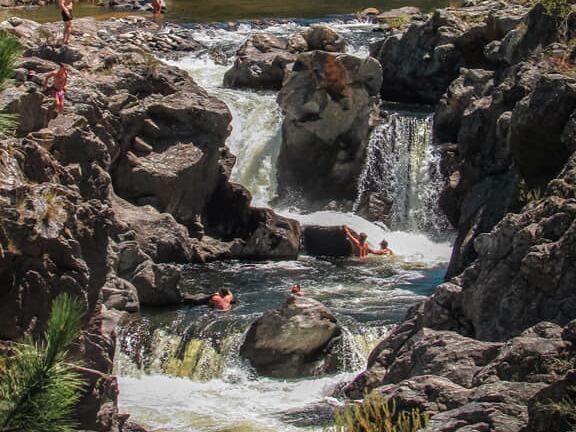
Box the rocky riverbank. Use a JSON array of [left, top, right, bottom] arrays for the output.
[[342, 0, 576, 430], [0, 14, 301, 431]]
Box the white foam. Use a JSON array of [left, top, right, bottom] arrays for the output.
[[119, 372, 353, 432], [280, 210, 452, 264]]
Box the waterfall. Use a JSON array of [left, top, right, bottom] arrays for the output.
[[355, 112, 449, 236]]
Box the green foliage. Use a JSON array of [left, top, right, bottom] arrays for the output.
[[326, 392, 429, 432], [387, 15, 411, 31], [0, 294, 86, 432], [546, 386, 576, 431], [0, 30, 22, 135], [539, 0, 571, 16]]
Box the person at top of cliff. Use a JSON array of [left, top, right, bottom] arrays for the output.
[[291, 283, 304, 297], [209, 288, 234, 311], [43, 63, 68, 115], [58, 0, 74, 44], [343, 224, 370, 259], [370, 239, 394, 256], [152, 0, 162, 14]]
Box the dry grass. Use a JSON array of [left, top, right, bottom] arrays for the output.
[[325, 392, 429, 432]]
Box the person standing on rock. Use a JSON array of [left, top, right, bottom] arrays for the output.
[[152, 0, 162, 14], [43, 63, 68, 115], [58, 0, 74, 44]]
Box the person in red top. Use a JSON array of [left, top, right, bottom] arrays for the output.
[[343, 225, 370, 259], [291, 283, 304, 297], [209, 288, 234, 311]]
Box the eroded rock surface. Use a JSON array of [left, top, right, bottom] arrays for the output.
[[276, 51, 382, 204], [240, 297, 343, 378]]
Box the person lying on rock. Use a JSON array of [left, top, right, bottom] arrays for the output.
[[343, 224, 370, 259], [209, 288, 234, 311], [370, 239, 394, 256], [43, 63, 68, 115], [58, 0, 74, 44], [291, 283, 304, 297]]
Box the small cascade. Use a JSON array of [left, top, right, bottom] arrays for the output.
[[355, 112, 450, 236]]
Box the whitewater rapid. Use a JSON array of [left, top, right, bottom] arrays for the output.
[[118, 21, 454, 432]]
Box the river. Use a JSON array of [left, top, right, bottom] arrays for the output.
[[107, 19, 454, 432], [3, 0, 450, 23]]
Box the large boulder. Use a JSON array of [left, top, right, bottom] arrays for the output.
[[223, 26, 346, 91], [301, 26, 346, 53], [223, 33, 300, 90], [276, 51, 382, 204], [302, 225, 353, 257], [240, 297, 342, 378]]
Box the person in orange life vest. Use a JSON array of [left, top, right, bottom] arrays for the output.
[[343, 224, 370, 259]]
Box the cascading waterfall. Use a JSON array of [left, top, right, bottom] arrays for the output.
[[355, 112, 450, 236], [118, 21, 454, 432]]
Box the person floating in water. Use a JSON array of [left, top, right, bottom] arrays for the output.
[[58, 0, 74, 44], [343, 224, 370, 259], [291, 283, 304, 297], [370, 239, 394, 256], [43, 63, 68, 115], [209, 288, 234, 311], [343, 225, 394, 259]]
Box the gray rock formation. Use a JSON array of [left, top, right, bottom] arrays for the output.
[[370, 1, 528, 104], [223, 26, 346, 91], [240, 297, 342, 378], [223, 33, 301, 90], [0, 15, 302, 430], [344, 151, 576, 430], [276, 51, 382, 204], [434, 4, 576, 278]]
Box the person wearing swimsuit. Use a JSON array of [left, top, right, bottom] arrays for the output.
[[59, 0, 74, 44], [43, 64, 68, 115]]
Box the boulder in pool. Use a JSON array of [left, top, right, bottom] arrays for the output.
[[302, 225, 353, 257], [240, 297, 342, 378]]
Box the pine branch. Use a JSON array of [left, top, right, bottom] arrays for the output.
[[0, 294, 86, 432]]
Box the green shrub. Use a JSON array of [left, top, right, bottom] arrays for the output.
[[0, 294, 86, 432], [326, 392, 429, 432], [540, 0, 571, 17], [0, 31, 21, 135]]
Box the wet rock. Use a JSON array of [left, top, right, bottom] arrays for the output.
[[302, 225, 353, 257], [277, 51, 382, 204], [240, 297, 342, 378]]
